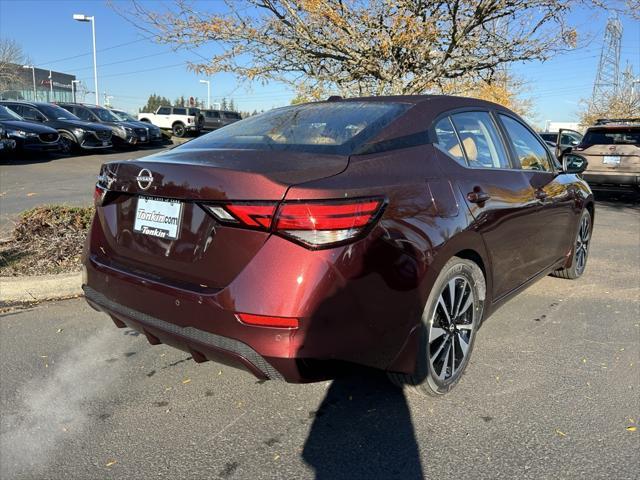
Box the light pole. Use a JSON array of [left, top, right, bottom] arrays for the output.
[[22, 65, 36, 100], [73, 13, 99, 105], [199, 79, 210, 109], [48, 70, 53, 101], [71, 80, 80, 103]]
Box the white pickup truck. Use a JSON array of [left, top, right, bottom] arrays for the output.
[[138, 106, 203, 137]]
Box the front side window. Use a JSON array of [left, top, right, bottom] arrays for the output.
[[434, 116, 465, 166], [559, 131, 582, 146], [449, 111, 510, 169], [21, 106, 43, 121], [74, 107, 94, 121], [499, 115, 552, 172], [206, 111, 220, 118]]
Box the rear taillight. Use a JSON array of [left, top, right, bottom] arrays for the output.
[[202, 198, 384, 248]]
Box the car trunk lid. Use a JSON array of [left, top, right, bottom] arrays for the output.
[[90, 149, 348, 289]]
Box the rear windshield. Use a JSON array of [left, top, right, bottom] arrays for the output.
[[581, 128, 640, 146], [180, 102, 411, 155]]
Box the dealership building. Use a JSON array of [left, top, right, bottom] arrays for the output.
[[0, 64, 78, 103]]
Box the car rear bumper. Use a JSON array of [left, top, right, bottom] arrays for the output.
[[583, 171, 639, 187], [83, 285, 287, 380], [82, 229, 419, 383]]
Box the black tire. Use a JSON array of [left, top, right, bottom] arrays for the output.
[[388, 256, 486, 396], [172, 122, 186, 138], [551, 209, 592, 280], [59, 133, 77, 155]]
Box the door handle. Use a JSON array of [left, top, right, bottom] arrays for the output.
[[467, 190, 491, 204]]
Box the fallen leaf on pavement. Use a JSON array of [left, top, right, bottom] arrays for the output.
[[56, 328, 63, 333], [26, 193, 37, 197], [555, 429, 567, 437], [182, 378, 191, 384], [626, 426, 637, 432], [105, 460, 117, 467]]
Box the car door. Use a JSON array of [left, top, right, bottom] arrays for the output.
[[497, 113, 576, 270], [432, 110, 541, 300], [555, 129, 583, 158]]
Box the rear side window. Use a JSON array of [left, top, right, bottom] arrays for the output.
[[499, 115, 552, 172], [434, 117, 465, 166], [581, 128, 640, 146], [449, 111, 510, 169], [224, 112, 241, 119], [180, 102, 411, 155], [206, 111, 220, 118], [157, 107, 171, 115], [173, 107, 187, 115]]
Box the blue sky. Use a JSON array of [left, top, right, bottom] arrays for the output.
[[0, 0, 638, 126]]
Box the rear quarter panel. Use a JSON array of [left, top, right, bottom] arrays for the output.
[[283, 144, 488, 372]]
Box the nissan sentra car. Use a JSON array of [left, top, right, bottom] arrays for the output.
[[83, 96, 594, 396]]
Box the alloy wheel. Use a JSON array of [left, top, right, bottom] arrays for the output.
[[428, 276, 476, 383], [575, 214, 591, 275]]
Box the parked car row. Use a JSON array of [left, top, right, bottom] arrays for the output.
[[137, 106, 241, 137], [0, 101, 167, 156]]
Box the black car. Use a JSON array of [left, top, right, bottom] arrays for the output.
[[0, 105, 61, 153], [0, 101, 113, 154], [58, 103, 150, 148], [109, 108, 165, 145], [201, 109, 242, 131]]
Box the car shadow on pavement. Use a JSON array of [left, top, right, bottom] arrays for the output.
[[302, 370, 424, 480], [593, 189, 639, 210]]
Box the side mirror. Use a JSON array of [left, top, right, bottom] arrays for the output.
[[562, 153, 588, 174]]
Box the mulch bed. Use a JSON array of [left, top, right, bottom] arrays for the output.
[[0, 205, 94, 276]]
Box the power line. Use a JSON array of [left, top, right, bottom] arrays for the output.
[[37, 36, 153, 67], [70, 49, 175, 72]]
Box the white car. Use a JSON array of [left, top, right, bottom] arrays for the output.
[[138, 106, 203, 137]]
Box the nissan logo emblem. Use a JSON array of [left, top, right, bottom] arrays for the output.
[[136, 168, 154, 190]]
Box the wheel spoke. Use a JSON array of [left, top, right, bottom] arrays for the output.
[[430, 327, 447, 343], [437, 295, 451, 324], [431, 337, 448, 361], [457, 333, 470, 358], [438, 341, 451, 380], [450, 340, 456, 375], [457, 323, 473, 330], [457, 288, 473, 319], [447, 279, 457, 316], [453, 280, 469, 317]]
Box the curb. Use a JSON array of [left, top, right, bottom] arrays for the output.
[[0, 272, 83, 304]]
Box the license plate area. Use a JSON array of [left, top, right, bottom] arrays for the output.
[[603, 155, 621, 165], [134, 197, 183, 240]]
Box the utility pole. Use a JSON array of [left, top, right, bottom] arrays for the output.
[[48, 70, 53, 101]]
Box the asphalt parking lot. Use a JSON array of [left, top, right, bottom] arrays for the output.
[[0, 147, 170, 236], [0, 189, 638, 479]]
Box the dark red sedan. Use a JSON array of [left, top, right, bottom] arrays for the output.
[[83, 96, 594, 396]]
